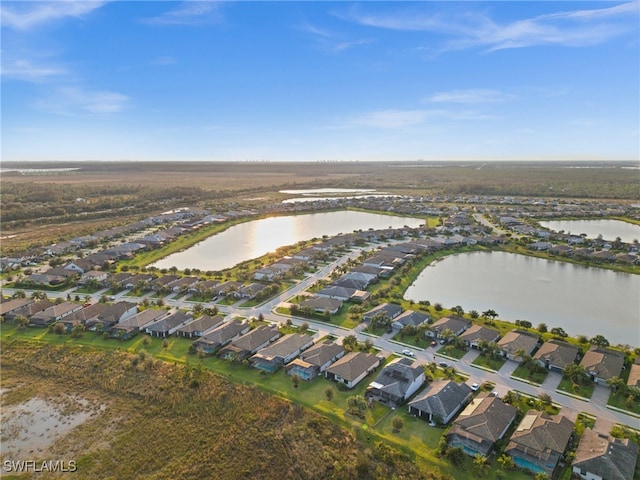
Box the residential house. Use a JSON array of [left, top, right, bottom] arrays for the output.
[[145, 311, 193, 338], [627, 361, 640, 388], [109, 309, 167, 340], [505, 410, 573, 476], [365, 358, 425, 408], [60, 303, 107, 331], [316, 285, 358, 302], [407, 380, 473, 425], [86, 301, 138, 330], [331, 277, 368, 291], [153, 275, 181, 291], [579, 347, 625, 385], [299, 296, 343, 315], [237, 283, 268, 299], [427, 315, 471, 339], [192, 319, 250, 355], [0, 298, 34, 320], [78, 270, 108, 285], [28, 302, 83, 328], [124, 274, 156, 290], [391, 310, 430, 331], [214, 281, 244, 297], [446, 392, 518, 457], [250, 333, 315, 373], [362, 303, 403, 323], [176, 314, 225, 338], [533, 340, 579, 373], [325, 352, 381, 389], [286, 340, 345, 381], [497, 330, 540, 361], [218, 324, 281, 361], [572, 428, 639, 480], [458, 325, 501, 349], [170, 276, 199, 293], [340, 271, 378, 287]]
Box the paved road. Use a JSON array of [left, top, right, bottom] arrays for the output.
[[3, 241, 639, 432]]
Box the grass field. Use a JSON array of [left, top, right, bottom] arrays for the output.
[[556, 376, 595, 399], [511, 364, 549, 385], [472, 354, 507, 372]]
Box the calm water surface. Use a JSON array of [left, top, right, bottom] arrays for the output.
[[539, 219, 640, 243], [404, 251, 640, 346], [152, 211, 423, 271]]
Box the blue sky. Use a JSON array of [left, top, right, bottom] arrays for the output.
[[2, 1, 638, 162]]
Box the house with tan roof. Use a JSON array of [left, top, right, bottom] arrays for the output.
[[505, 410, 573, 476], [446, 392, 517, 457], [579, 347, 625, 385], [109, 308, 167, 340], [218, 324, 280, 361], [325, 352, 381, 389], [29, 302, 83, 328], [533, 339, 579, 373], [497, 330, 540, 361], [458, 324, 500, 349], [627, 362, 640, 388], [572, 428, 639, 480]]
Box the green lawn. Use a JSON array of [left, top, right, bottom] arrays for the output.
[[471, 354, 507, 372], [608, 391, 640, 415], [511, 364, 549, 385], [437, 345, 468, 360], [556, 376, 595, 399], [394, 333, 434, 350]]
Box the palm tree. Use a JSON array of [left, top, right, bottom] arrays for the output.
[[563, 363, 589, 385], [12, 290, 26, 299], [497, 454, 514, 471], [31, 290, 48, 300]]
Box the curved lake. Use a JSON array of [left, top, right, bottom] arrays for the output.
[[404, 251, 640, 347], [152, 211, 424, 272], [539, 219, 640, 243]]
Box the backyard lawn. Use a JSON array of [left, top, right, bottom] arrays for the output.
[[511, 363, 549, 385], [471, 353, 507, 372]]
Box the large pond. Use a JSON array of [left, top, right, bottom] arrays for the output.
[[539, 219, 640, 243], [152, 211, 424, 272], [404, 251, 640, 347]]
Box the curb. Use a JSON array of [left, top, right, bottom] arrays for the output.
[[555, 389, 590, 402]]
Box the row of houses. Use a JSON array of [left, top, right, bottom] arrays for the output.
[[528, 242, 639, 264]]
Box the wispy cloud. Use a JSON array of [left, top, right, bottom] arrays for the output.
[[345, 107, 492, 129], [2, 59, 68, 82], [143, 1, 222, 26], [35, 87, 129, 115], [151, 56, 177, 66], [426, 89, 514, 104], [0, 1, 108, 30], [338, 1, 638, 53], [300, 21, 373, 53]]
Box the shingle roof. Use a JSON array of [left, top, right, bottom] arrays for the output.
[[497, 330, 539, 355], [299, 340, 345, 367], [506, 410, 573, 456], [369, 358, 424, 399], [573, 429, 639, 480], [177, 314, 224, 334], [458, 324, 500, 343], [254, 333, 313, 360], [430, 315, 471, 334], [326, 352, 380, 382], [229, 325, 280, 352], [580, 347, 624, 381], [408, 380, 472, 420], [451, 392, 517, 443], [533, 340, 579, 368]]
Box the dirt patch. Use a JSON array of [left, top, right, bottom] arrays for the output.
[[1, 394, 105, 460]]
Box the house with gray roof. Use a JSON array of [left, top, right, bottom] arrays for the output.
[[580, 347, 625, 385], [109, 308, 167, 340], [533, 340, 579, 373], [446, 392, 517, 457], [176, 314, 225, 338], [362, 303, 403, 323], [572, 428, 639, 480], [497, 330, 540, 361], [62, 303, 107, 330], [325, 352, 381, 389], [366, 358, 425, 408], [145, 310, 193, 338], [408, 380, 473, 425], [4, 299, 54, 323], [316, 285, 358, 302], [286, 340, 345, 381], [458, 324, 500, 349], [192, 319, 250, 355], [391, 310, 430, 330], [299, 296, 343, 315], [427, 315, 471, 339], [0, 298, 34, 319], [505, 410, 573, 476], [250, 333, 314, 373], [218, 324, 280, 361]]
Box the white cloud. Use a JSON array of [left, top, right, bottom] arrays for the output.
[[143, 1, 222, 26], [2, 59, 68, 82], [426, 89, 515, 104], [349, 109, 430, 128], [0, 1, 107, 30], [35, 87, 129, 115], [152, 56, 177, 66], [338, 1, 638, 53], [299, 20, 373, 53]]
